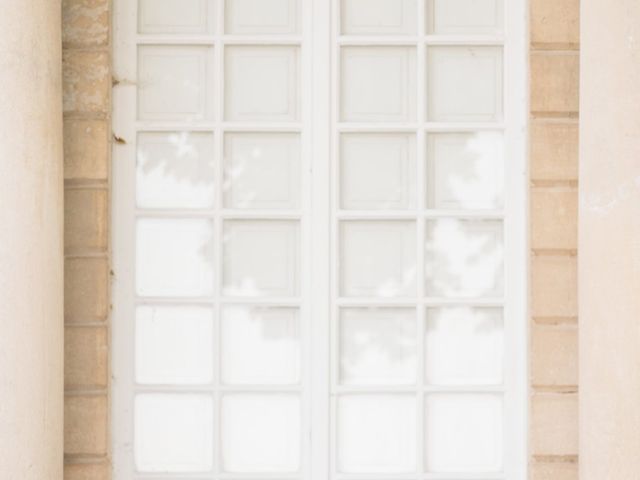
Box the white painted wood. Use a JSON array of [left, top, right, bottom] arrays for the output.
[[113, 0, 528, 478]]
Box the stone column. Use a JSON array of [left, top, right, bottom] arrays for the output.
[[0, 1, 64, 478], [580, 0, 640, 478]]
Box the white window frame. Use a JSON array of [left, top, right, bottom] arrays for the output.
[[112, 0, 528, 478]]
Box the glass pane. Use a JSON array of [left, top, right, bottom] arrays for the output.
[[221, 394, 301, 472], [427, 46, 503, 122], [136, 305, 213, 384], [340, 307, 417, 385], [337, 395, 417, 473], [425, 219, 503, 297], [222, 220, 299, 297], [341, 47, 417, 122], [221, 306, 300, 385], [135, 394, 214, 472], [340, 133, 416, 210], [136, 218, 214, 297], [341, 0, 417, 35], [225, 0, 299, 34], [340, 221, 417, 297], [137, 132, 215, 209], [138, 46, 213, 121], [138, 0, 213, 34], [425, 394, 503, 473], [225, 46, 300, 122], [425, 307, 503, 385], [427, 0, 503, 34], [224, 133, 300, 209], [426, 132, 504, 210]]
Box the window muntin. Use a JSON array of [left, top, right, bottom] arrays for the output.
[[112, 0, 527, 478]]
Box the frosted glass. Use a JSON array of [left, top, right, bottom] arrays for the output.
[[138, 46, 213, 121], [340, 308, 417, 385], [221, 306, 300, 385], [136, 218, 214, 297], [428, 0, 503, 34], [341, 0, 417, 35], [340, 221, 416, 297], [425, 394, 503, 472], [425, 219, 503, 297], [135, 305, 213, 384], [337, 395, 417, 473], [224, 133, 300, 209], [135, 394, 214, 472], [221, 394, 301, 472], [340, 133, 416, 210], [341, 47, 416, 122], [427, 132, 504, 210], [425, 307, 503, 385], [226, 0, 299, 34], [223, 220, 299, 297], [137, 132, 215, 209], [138, 0, 212, 33], [427, 47, 503, 122], [225, 46, 299, 122]]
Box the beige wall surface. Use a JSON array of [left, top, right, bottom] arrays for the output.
[[62, 0, 111, 478], [580, 0, 640, 478], [0, 0, 64, 478], [60, 0, 581, 479], [529, 0, 580, 480], [530, 0, 580, 479]]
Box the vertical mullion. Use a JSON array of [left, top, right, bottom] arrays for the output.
[[299, 0, 313, 478], [212, 0, 225, 476], [310, 0, 332, 478], [416, 0, 427, 474], [329, 0, 341, 476]]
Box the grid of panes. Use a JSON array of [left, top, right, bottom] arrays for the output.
[[131, 0, 307, 477], [332, 0, 506, 478]]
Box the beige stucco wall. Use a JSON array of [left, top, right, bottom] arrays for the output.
[[0, 0, 64, 478], [59, 1, 581, 479], [580, 0, 640, 478]]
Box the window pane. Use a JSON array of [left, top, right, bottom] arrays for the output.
[[136, 218, 214, 297], [136, 305, 213, 384], [222, 220, 300, 297], [225, 0, 299, 34], [221, 394, 301, 472], [225, 46, 300, 122], [427, 46, 503, 122], [427, 0, 503, 34], [425, 219, 503, 297], [425, 307, 503, 385], [340, 133, 416, 210], [224, 133, 300, 209], [341, 0, 417, 35], [426, 132, 504, 210], [341, 47, 417, 122], [340, 221, 417, 297], [337, 395, 417, 473], [221, 306, 300, 385], [135, 394, 214, 472], [137, 132, 215, 209], [340, 307, 417, 385], [425, 394, 503, 473]]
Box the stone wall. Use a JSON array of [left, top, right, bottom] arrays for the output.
[[62, 0, 111, 478], [530, 0, 579, 479]]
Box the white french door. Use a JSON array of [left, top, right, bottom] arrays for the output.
[[112, 1, 527, 479]]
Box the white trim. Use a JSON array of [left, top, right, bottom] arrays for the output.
[[112, 0, 528, 477]]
